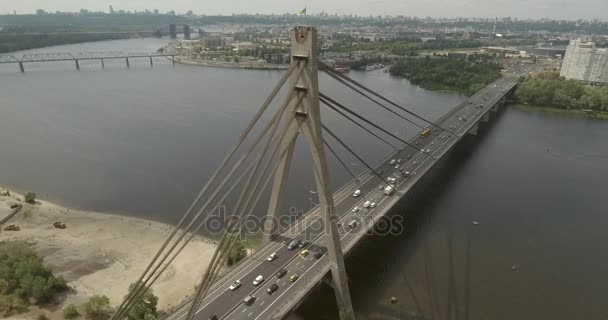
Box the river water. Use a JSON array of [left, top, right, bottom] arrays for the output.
[[1, 38, 607, 320]]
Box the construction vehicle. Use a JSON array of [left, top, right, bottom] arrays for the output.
[[53, 222, 67, 229], [4, 224, 20, 231]]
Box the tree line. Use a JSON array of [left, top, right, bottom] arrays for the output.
[[389, 57, 501, 95], [514, 71, 608, 111], [0, 33, 133, 54]]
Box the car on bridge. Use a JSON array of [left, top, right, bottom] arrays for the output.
[[300, 249, 309, 257], [313, 251, 324, 259], [363, 201, 371, 208], [352, 189, 361, 197], [352, 207, 360, 213], [243, 295, 256, 306], [287, 240, 300, 250], [267, 252, 277, 262], [276, 268, 287, 279], [267, 284, 279, 295], [389, 159, 396, 165], [289, 274, 299, 282], [253, 275, 264, 286], [229, 280, 241, 291]]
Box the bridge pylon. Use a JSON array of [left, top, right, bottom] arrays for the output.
[[262, 26, 355, 319]]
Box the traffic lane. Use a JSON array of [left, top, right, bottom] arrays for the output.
[[210, 167, 391, 319], [249, 183, 397, 320], [218, 186, 381, 319], [195, 216, 327, 320], [229, 167, 405, 319], [197, 167, 384, 319], [242, 253, 319, 319], [224, 203, 371, 319]]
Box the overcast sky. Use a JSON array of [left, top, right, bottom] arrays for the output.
[[3, 0, 608, 20]]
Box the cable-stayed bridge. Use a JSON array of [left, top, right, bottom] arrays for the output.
[[109, 26, 536, 320]]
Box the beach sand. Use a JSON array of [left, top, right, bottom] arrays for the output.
[[0, 188, 216, 315]]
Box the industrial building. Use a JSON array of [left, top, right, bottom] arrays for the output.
[[560, 40, 608, 85]]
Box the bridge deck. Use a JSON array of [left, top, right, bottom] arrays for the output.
[[166, 67, 533, 320]]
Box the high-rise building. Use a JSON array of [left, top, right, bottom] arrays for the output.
[[560, 40, 608, 85]]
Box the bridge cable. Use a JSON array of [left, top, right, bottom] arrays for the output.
[[321, 124, 394, 189], [320, 94, 436, 160], [117, 125, 296, 320], [321, 97, 400, 150], [186, 117, 298, 320], [190, 99, 304, 310], [113, 62, 302, 319], [116, 87, 298, 319], [324, 139, 360, 183], [185, 97, 304, 318], [320, 62, 457, 136], [321, 66, 426, 130]]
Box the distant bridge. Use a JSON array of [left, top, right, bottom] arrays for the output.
[[0, 51, 177, 72], [153, 24, 204, 40]]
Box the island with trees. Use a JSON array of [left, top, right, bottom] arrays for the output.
[[389, 57, 502, 95], [514, 70, 608, 119]]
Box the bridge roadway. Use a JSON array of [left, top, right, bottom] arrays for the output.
[[167, 67, 533, 320]]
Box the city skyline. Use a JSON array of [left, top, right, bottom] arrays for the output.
[[3, 0, 608, 20]]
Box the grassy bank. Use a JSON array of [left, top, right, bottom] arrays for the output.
[[514, 104, 608, 120], [0, 33, 136, 53]]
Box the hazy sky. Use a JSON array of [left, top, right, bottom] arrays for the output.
[[4, 0, 608, 20]]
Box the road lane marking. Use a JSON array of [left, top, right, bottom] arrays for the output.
[[253, 258, 325, 320]]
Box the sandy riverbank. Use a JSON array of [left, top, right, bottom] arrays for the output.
[[0, 188, 216, 315]]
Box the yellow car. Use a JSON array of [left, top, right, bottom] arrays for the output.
[[299, 249, 309, 257], [289, 274, 299, 282]]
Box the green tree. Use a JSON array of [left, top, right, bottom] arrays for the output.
[[64, 304, 79, 319], [125, 283, 158, 320], [83, 295, 111, 320], [0, 242, 68, 306], [24, 192, 36, 204], [226, 236, 246, 266]]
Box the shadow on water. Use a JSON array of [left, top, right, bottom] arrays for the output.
[[291, 106, 507, 320]]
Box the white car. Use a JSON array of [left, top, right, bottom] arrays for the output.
[[389, 159, 396, 165], [363, 201, 371, 208], [394, 165, 400, 169], [378, 185, 384, 190], [229, 280, 241, 291], [352, 189, 361, 197], [404, 171, 411, 176], [267, 252, 277, 262], [397, 159, 402, 163], [352, 207, 360, 213], [426, 149, 431, 153], [253, 275, 264, 286], [370, 202, 377, 208]]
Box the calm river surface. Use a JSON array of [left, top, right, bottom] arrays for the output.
[[1, 38, 607, 320]]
